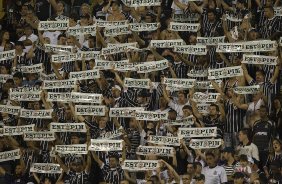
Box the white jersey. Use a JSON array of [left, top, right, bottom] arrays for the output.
[[202, 165, 227, 184]]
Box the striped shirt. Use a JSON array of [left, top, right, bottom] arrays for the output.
[[101, 164, 124, 184], [173, 61, 188, 78], [224, 99, 245, 133], [259, 16, 281, 39], [65, 170, 89, 184], [223, 161, 237, 180]]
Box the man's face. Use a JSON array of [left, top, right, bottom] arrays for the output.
[[259, 107, 268, 118], [206, 155, 216, 167], [109, 157, 117, 168], [71, 136, 80, 144], [209, 106, 218, 116], [88, 39, 95, 48], [255, 71, 264, 82], [183, 108, 191, 117], [58, 36, 67, 45], [187, 164, 194, 174], [178, 93, 186, 103], [57, 2, 64, 12], [238, 131, 246, 142], [264, 8, 272, 18], [15, 165, 23, 175], [13, 77, 22, 87], [21, 6, 28, 16], [145, 15, 152, 23], [182, 175, 192, 183], [207, 12, 215, 21]]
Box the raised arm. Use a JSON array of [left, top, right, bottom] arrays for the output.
[[55, 154, 69, 173]]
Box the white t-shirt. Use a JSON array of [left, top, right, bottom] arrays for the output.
[[18, 33, 38, 52], [236, 143, 260, 161], [168, 100, 190, 119], [43, 31, 61, 45], [202, 166, 228, 184]]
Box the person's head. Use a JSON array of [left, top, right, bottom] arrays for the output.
[[272, 139, 282, 153], [81, 3, 90, 15], [182, 105, 193, 117], [159, 96, 168, 108], [188, 34, 197, 45], [252, 91, 262, 102], [273, 97, 281, 110], [0, 65, 10, 74], [56, 1, 65, 13], [168, 109, 177, 120], [194, 174, 205, 184], [21, 4, 29, 16], [238, 128, 250, 142], [144, 13, 154, 23], [222, 147, 235, 160], [177, 91, 186, 104], [193, 162, 202, 174], [24, 25, 33, 36], [265, 0, 273, 6], [70, 160, 83, 172], [109, 155, 119, 168], [111, 85, 122, 98], [69, 13, 79, 27], [264, 6, 274, 18], [88, 36, 95, 48], [181, 174, 192, 183], [57, 34, 67, 45], [33, 101, 42, 110], [259, 105, 268, 119], [236, 0, 246, 9], [129, 117, 137, 128], [80, 14, 90, 25], [205, 152, 217, 167], [0, 30, 9, 42], [248, 29, 259, 41], [187, 162, 195, 174], [239, 154, 249, 167], [147, 53, 155, 61], [111, 1, 120, 11], [15, 41, 24, 51], [70, 133, 80, 144], [150, 175, 160, 184], [67, 36, 75, 46], [209, 103, 219, 116], [233, 172, 245, 184], [42, 177, 54, 184], [137, 90, 149, 104], [255, 70, 265, 83], [13, 72, 23, 87], [15, 164, 24, 176], [207, 9, 216, 22], [98, 116, 108, 129]]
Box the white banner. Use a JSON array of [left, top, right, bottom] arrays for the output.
[[174, 45, 207, 55], [135, 111, 168, 121], [10, 86, 41, 93], [136, 60, 169, 73], [24, 132, 56, 141], [163, 78, 195, 89], [197, 36, 225, 46], [30, 163, 62, 174], [69, 70, 100, 80], [169, 22, 200, 32], [242, 54, 278, 65], [233, 85, 260, 94], [20, 109, 53, 119], [274, 7, 282, 16], [94, 59, 129, 70], [98, 127, 124, 139], [129, 23, 159, 32], [38, 21, 69, 31], [195, 80, 222, 89], [165, 115, 194, 126], [136, 146, 174, 157], [216, 40, 277, 53], [114, 62, 137, 72], [0, 105, 21, 115], [121, 0, 161, 7], [80, 25, 96, 35], [0, 74, 12, 83], [225, 14, 242, 22], [208, 66, 243, 79], [104, 25, 131, 37], [44, 44, 74, 53], [71, 92, 102, 104], [0, 49, 15, 61], [89, 140, 123, 151], [101, 42, 137, 55], [50, 122, 87, 132], [10, 92, 41, 101], [122, 160, 159, 171], [193, 92, 220, 103], [47, 92, 71, 102], [3, 124, 35, 136], [197, 103, 210, 114], [124, 78, 150, 89], [109, 107, 145, 118], [149, 39, 184, 48], [43, 79, 76, 89], [173, 13, 200, 22], [55, 144, 88, 154], [96, 20, 128, 27], [76, 51, 100, 60], [51, 54, 77, 63], [18, 63, 43, 73], [75, 105, 106, 116], [189, 139, 222, 149], [178, 127, 217, 138], [0, 149, 20, 162], [147, 136, 180, 146], [187, 69, 208, 77]]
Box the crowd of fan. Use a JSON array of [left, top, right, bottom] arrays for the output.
[[0, 0, 282, 183]]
